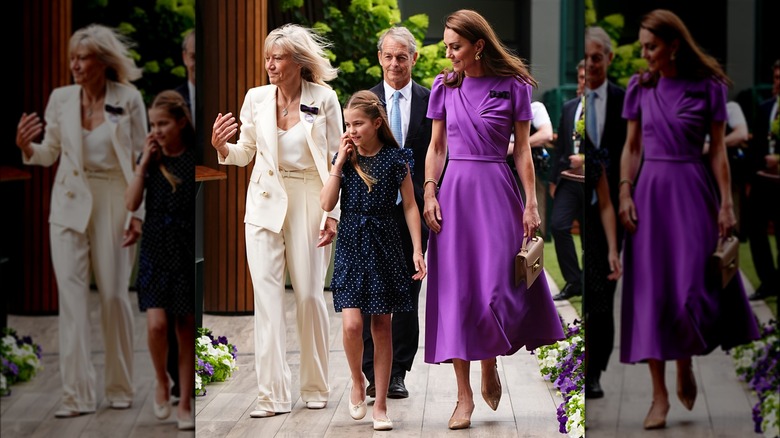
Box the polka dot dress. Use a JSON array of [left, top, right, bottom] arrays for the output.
[[136, 147, 196, 315], [330, 146, 414, 314]]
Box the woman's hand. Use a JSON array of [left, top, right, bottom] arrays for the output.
[[423, 191, 442, 233], [717, 204, 737, 237], [317, 217, 338, 247], [122, 217, 143, 247], [607, 250, 622, 280], [522, 204, 541, 238], [412, 252, 427, 281], [16, 112, 42, 158], [618, 195, 638, 234], [211, 112, 237, 158]]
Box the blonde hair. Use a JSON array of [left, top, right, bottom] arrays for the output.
[[264, 24, 338, 86], [343, 90, 400, 192], [149, 90, 194, 192], [442, 9, 537, 88], [69, 24, 143, 84]]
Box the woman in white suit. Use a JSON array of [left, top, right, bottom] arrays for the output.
[[211, 23, 342, 417], [15, 24, 146, 417]]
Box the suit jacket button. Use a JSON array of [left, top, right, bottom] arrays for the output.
[[262, 191, 269, 198], [66, 191, 75, 198], [268, 170, 274, 176]]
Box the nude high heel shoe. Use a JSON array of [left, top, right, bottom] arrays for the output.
[[447, 402, 472, 430], [677, 365, 697, 411], [643, 401, 669, 430], [481, 363, 502, 411]]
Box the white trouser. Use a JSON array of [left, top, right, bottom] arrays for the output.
[[245, 170, 331, 412], [50, 170, 135, 412]]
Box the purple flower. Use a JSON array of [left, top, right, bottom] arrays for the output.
[[203, 362, 214, 376], [217, 336, 228, 345]]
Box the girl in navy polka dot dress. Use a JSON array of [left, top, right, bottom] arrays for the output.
[[321, 90, 426, 430], [125, 90, 195, 429]]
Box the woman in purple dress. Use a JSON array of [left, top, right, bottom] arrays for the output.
[[422, 9, 564, 430], [618, 9, 760, 430]]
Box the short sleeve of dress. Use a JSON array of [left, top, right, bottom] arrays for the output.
[[708, 78, 728, 123], [622, 74, 642, 120], [512, 79, 534, 122], [426, 74, 446, 120], [394, 147, 414, 186]]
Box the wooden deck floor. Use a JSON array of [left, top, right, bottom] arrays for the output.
[[1, 270, 769, 438], [584, 273, 772, 438]]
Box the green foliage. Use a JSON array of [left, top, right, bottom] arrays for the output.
[[287, 0, 448, 104], [74, 0, 196, 106], [585, 4, 645, 87]]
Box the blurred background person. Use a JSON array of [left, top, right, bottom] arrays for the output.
[[14, 23, 146, 418], [125, 90, 196, 430], [581, 25, 627, 399], [746, 59, 780, 300], [618, 9, 760, 430]]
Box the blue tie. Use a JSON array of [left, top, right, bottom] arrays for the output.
[[391, 90, 403, 146], [586, 90, 599, 148], [391, 91, 404, 204]]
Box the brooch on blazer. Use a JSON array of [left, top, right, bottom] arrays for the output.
[[105, 104, 124, 123], [300, 104, 319, 123], [489, 90, 510, 99]]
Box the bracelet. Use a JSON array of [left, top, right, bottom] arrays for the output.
[[329, 172, 342, 178], [619, 179, 633, 189], [424, 178, 438, 187], [416, 252, 424, 256]]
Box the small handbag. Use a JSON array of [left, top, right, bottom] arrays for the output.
[[515, 236, 544, 288], [709, 236, 739, 290]]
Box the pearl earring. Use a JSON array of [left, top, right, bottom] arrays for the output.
[[475, 52, 482, 61]]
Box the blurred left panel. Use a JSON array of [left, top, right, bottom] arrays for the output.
[[2, 0, 197, 436]]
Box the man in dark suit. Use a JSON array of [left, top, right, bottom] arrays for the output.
[[362, 26, 432, 399], [746, 59, 780, 300], [581, 26, 626, 399], [549, 65, 585, 302]]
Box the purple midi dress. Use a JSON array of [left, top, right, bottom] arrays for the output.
[[620, 74, 760, 364], [424, 74, 565, 364]]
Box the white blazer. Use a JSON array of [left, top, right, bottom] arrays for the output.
[[23, 81, 147, 233], [219, 80, 343, 233]]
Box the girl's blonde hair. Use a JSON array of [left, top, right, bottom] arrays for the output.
[[149, 90, 194, 192], [343, 90, 400, 192]]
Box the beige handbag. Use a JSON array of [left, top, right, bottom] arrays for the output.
[[515, 236, 544, 288], [709, 236, 739, 289]]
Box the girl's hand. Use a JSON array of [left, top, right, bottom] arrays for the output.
[[211, 112, 237, 156], [718, 205, 736, 237], [335, 132, 353, 166], [522, 204, 541, 238], [619, 195, 638, 234], [412, 252, 427, 281], [607, 250, 622, 280], [141, 133, 160, 166]]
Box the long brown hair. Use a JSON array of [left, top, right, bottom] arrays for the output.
[[149, 90, 194, 192], [441, 9, 537, 88], [639, 9, 731, 87], [343, 90, 400, 192]]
